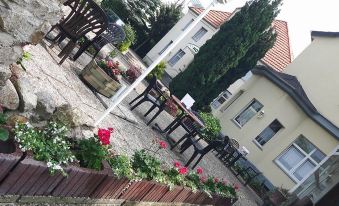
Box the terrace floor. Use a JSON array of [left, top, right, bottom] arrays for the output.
[[19, 42, 263, 206]]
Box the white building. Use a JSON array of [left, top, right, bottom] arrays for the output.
[[143, 7, 292, 87]]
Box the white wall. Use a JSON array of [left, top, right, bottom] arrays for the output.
[[143, 10, 218, 78]]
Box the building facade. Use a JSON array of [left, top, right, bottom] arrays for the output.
[[212, 31, 339, 204], [143, 7, 292, 86]]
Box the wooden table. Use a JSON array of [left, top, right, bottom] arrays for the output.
[[153, 95, 204, 135]]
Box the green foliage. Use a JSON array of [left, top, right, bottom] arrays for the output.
[[0, 113, 6, 125], [199, 112, 221, 141], [75, 136, 109, 171], [0, 128, 9, 141], [14, 122, 75, 176], [131, 150, 165, 183], [147, 61, 166, 80], [108, 154, 135, 179], [118, 24, 136, 52], [170, 0, 281, 109]]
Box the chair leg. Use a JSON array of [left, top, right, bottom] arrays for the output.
[[171, 133, 189, 150], [180, 140, 192, 154], [72, 40, 92, 61], [167, 122, 180, 135], [144, 105, 156, 117], [146, 108, 163, 126], [130, 98, 145, 111], [185, 152, 198, 167], [192, 155, 204, 169], [129, 93, 144, 105], [58, 41, 76, 65]]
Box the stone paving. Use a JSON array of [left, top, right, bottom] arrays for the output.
[[19, 43, 262, 206]]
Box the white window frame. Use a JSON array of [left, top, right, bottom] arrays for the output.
[[158, 41, 173, 55], [275, 136, 326, 183], [211, 91, 232, 109], [192, 27, 208, 42], [254, 119, 283, 147], [232, 99, 263, 127], [182, 19, 194, 31], [168, 49, 186, 67]]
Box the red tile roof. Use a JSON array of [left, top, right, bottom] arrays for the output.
[[189, 7, 292, 72]]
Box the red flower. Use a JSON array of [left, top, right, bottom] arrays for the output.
[[196, 167, 203, 174], [112, 68, 120, 75], [98, 128, 111, 145], [178, 167, 188, 175], [173, 161, 181, 168], [108, 127, 114, 132], [234, 183, 240, 190], [214, 177, 219, 183], [107, 60, 114, 68], [159, 141, 167, 149]]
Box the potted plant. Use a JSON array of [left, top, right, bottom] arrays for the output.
[[80, 59, 122, 98]]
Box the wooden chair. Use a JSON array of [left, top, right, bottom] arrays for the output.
[[129, 76, 167, 125], [46, 0, 108, 64], [72, 22, 126, 61], [235, 166, 262, 185], [180, 138, 222, 169]]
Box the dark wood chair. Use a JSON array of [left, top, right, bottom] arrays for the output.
[[179, 138, 222, 169], [129, 76, 167, 125], [72, 22, 126, 61], [235, 166, 262, 185], [46, 0, 108, 64]]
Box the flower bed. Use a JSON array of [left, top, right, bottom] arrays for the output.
[[0, 119, 238, 205]]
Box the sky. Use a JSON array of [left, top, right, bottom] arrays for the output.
[[163, 0, 339, 58]]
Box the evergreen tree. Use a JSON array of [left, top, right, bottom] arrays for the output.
[[169, 0, 282, 110]]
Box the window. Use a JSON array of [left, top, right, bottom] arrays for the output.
[[159, 41, 173, 55], [276, 136, 326, 182], [234, 99, 263, 127], [182, 19, 194, 31], [211, 91, 232, 109], [255, 120, 283, 146], [168, 49, 185, 66], [192, 27, 208, 42]]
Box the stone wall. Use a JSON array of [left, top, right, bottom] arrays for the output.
[[0, 0, 62, 110]]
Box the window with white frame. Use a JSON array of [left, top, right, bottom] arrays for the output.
[[182, 19, 194, 31], [276, 136, 326, 183], [168, 49, 186, 66], [159, 41, 173, 55], [211, 91, 232, 109], [192, 27, 208, 42], [255, 119, 283, 146], [234, 99, 263, 127]]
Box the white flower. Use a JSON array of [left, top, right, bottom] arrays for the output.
[[54, 165, 62, 170], [47, 162, 53, 168], [21, 148, 26, 152]]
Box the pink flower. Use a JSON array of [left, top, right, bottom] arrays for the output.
[[214, 177, 219, 183], [173, 161, 181, 168], [223, 179, 228, 185], [108, 127, 114, 132], [159, 141, 167, 149], [178, 167, 188, 175], [234, 183, 240, 190], [107, 60, 114, 68], [200, 176, 207, 183], [98, 128, 111, 145], [196, 167, 203, 174]]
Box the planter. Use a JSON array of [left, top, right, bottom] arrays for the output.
[[119, 180, 155, 201], [52, 161, 112, 198], [141, 182, 171, 202], [81, 60, 122, 98], [91, 175, 130, 199], [269, 189, 287, 206]]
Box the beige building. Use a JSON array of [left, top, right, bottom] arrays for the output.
[[143, 7, 292, 86], [212, 31, 339, 204]]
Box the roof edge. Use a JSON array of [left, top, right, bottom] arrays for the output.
[[311, 31, 339, 39], [252, 65, 339, 140]]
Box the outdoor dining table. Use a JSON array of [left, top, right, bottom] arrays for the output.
[[152, 95, 205, 136]]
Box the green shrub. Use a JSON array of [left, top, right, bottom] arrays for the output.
[[108, 154, 134, 179], [199, 112, 221, 141], [75, 136, 109, 171], [147, 61, 166, 80], [14, 122, 75, 176], [118, 24, 136, 52]]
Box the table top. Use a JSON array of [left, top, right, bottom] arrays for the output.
[[171, 95, 205, 128]]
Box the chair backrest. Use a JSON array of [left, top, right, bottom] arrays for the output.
[[230, 138, 239, 149], [202, 140, 223, 154], [61, 0, 108, 41], [102, 23, 126, 45]]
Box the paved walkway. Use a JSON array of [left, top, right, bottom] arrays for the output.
[[20, 43, 262, 206]]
